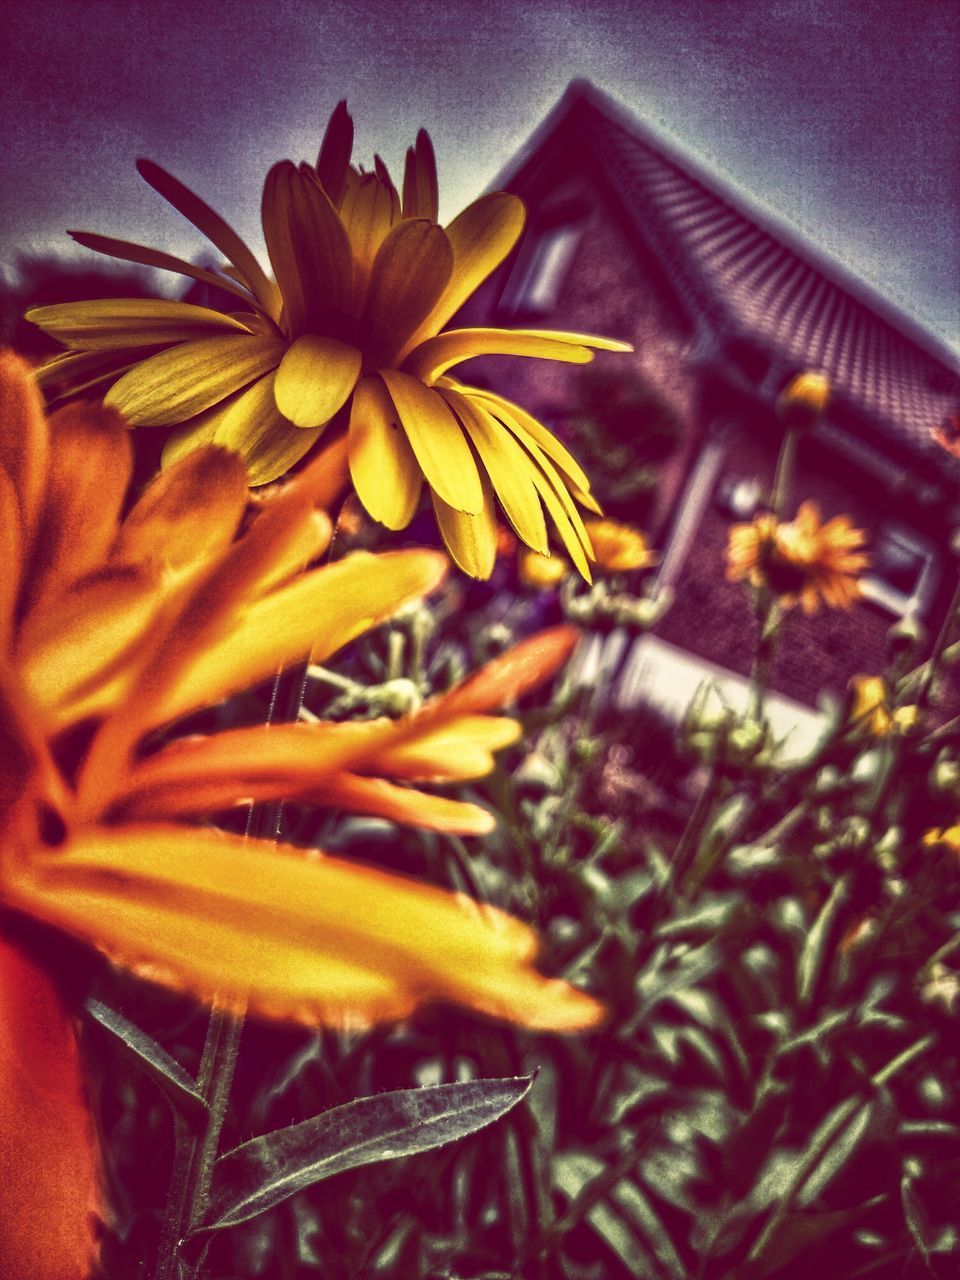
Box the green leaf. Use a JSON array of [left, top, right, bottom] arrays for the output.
[[84, 998, 207, 1123], [199, 1075, 533, 1234], [796, 874, 850, 1004]]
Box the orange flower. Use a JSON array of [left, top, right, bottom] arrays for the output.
[[726, 500, 868, 614], [0, 354, 600, 1277], [519, 519, 657, 588]]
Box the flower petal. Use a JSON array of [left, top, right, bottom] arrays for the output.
[[433, 479, 498, 580], [9, 826, 603, 1030], [439, 387, 548, 553], [339, 172, 400, 299], [374, 714, 521, 780], [348, 374, 423, 529], [316, 99, 354, 206], [262, 161, 353, 336], [25, 299, 253, 350], [273, 334, 362, 429], [380, 370, 483, 514], [0, 935, 99, 1280], [401, 129, 439, 221], [105, 334, 285, 427], [23, 401, 132, 611], [466, 386, 594, 495], [113, 445, 248, 582], [362, 219, 453, 366], [0, 352, 48, 551], [210, 370, 324, 483], [400, 192, 526, 357], [68, 230, 260, 308], [137, 158, 281, 319], [407, 327, 632, 384], [306, 774, 496, 834], [440, 625, 580, 716], [153, 549, 448, 727]]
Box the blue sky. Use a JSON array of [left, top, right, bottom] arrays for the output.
[[2, 0, 957, 352]]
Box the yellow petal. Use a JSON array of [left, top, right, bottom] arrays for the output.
[[340, 172, 400, 297], [380, 370, 482, 514], [68, 230, 259, 308], [137, 158, 282, 320], [433, 482, 498, 580], [407, 327, 632, 384], [439, 387, 548, 553], [9, 825, 602, 1030], [399, 192, 526, 358], [362, 220, 453, 366], [105, 335, 284, 427], [214, 371, 325, 484], [467, 386, 594, 495], [401, 129, 439, 221], [34, 346, 162, 403], [153, 549, 448, 727], [262, 161, 352, 336], [113, 445, 248, 581], [24, 299, 253, 350], [347, 375, 423, 529], [273, 334, 362, 428]]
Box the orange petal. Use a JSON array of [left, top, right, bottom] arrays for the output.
[[0, 934, 99, 1280], [440, 626, 580, 716], [9, 826, 603, 1031], [306, 773, 497, 834], [0, 352, 49, 555], [112, 445, 248, 582], [372, 714, 521, 781]]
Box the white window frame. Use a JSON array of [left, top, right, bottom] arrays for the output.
[[500, 223, 582, 315], [860, 524, 938, 618]]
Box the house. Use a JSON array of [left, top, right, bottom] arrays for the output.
[[455, 81, 960, 745]]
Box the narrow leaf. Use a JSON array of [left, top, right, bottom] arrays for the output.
[[200, 1075, 533, 1233], [84, 997, 207, 1123]]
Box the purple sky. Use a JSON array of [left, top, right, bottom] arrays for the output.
[[2, 0, 957, 352]]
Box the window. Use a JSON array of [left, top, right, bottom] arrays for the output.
[[500, 223, 582, 316], [861, 524, 937, 617]]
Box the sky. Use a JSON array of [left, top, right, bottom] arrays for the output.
[[2, 0, 958, 354]]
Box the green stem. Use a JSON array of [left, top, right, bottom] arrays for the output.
[[151, 664, 309, 1280]]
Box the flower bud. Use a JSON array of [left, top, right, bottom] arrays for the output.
[[776, 371, 830, 430]]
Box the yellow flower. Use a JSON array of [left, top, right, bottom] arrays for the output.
[[26, 103, 630, 580], [0, 353, 600, 1276], [726, 500, 868, 613], [519, 519, 656, 588], [849, 674, 918, 737], [584, 518, 658, 573]]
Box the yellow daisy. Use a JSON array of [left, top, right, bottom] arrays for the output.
[[518, 518, 657, 588], [726, 500, 868, 614], [26, 102, 630, 579]]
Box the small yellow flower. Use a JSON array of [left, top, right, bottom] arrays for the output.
[[726, 500, 868, 614], [27, 103, 631, 580], [849, 674, 918, 737], [776, 370, 830, 429], [584, 519, 658, 573], [518, 547, 570, 589]]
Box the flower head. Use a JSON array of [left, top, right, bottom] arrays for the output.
[[776, 370, 830, 430], [0, 354, 600, 1275], [726, 500, 868, 614], [26, 103, 631, 579], [519, 518, 656, 588]]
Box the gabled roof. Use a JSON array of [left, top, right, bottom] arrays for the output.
[[494, 82, 960, 460]]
